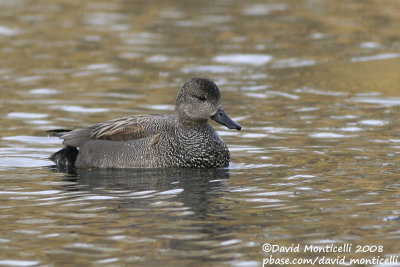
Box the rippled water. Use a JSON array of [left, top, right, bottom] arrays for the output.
[[1, 0, 400, 266]]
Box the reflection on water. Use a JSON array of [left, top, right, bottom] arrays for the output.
[[65, 168, 230, 217], [0, 0, 400, 266]]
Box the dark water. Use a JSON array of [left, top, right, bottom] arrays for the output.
[[0, 0, 399, 266]]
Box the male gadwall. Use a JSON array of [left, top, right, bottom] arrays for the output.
[[49, 77, 241, 168]]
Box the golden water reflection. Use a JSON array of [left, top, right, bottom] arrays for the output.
[[0, 0, 399, 266]]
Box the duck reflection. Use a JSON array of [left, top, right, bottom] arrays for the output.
[[52, 167, 230, 218]]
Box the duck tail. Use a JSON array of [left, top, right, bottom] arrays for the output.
[[49, 146, 79, 168], [46, 129, 71, 137], [48, 129, 79, 168]]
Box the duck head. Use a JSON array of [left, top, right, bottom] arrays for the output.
[[175, 77, 241, 130]]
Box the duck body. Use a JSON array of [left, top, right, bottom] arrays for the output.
[[74, 115, 229, 168], [49, 78, 241, 169]]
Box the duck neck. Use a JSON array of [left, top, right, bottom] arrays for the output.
[[176, 115, 209, 129]]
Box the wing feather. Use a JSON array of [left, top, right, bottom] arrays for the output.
[[56, 114, 175, 147]]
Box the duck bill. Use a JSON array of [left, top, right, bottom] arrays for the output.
[[211, 108, 241, 130]]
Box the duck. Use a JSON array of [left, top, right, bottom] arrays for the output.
[[49, 77, 241, 169]]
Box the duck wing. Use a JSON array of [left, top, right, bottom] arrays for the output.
[[54, 114, 175, 147]]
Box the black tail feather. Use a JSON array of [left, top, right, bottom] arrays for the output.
[[49, 146, 79, 168]]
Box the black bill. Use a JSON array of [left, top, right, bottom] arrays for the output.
[[211, 108, 241, 130]]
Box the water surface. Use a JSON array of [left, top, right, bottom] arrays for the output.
[[0, 0, 399, 266]]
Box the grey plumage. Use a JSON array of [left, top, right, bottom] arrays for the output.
[[49, 77, 241, 169]]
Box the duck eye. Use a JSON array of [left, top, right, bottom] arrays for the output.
[[197, 96, 206, 101]]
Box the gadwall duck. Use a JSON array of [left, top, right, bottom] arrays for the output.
[[49, 77, 241, 168]]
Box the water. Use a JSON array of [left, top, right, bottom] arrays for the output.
[[1, 0, 400, 266]]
